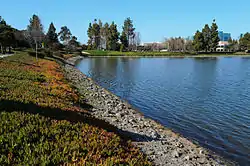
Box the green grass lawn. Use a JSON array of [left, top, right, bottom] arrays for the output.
[[0, 53, 151, 165], [84, 50, 192, 57], [84, 50, 250, 57]]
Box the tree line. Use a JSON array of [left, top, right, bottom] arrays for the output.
[[192, 20, 220, 52], [192, 19, 250, 52], [0, 15, 80, 56], [87, 18, 140, 51], [1, 15, 250, 55]]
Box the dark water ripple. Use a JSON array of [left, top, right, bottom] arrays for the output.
[[76, 57, 250, 166]]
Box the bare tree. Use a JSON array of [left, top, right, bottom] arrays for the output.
[[165, 37, 186, 52], [135, 32, 141, 50], [27, 14, 44, 59], [184, 39, 194, 52]]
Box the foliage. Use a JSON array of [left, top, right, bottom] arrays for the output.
[[210, 20, 220, 51], [14, 30, 30, 48], [227, 38, 239, 52], [87, 19, 101, 50], [46, 22, 59, 49], [87, 18, 138, 51], [0, 55, 78, 109], [239, 32, 250, 50], [58, 26, 72, 45], [122, 17, 135, 50], [0, 16, 16, 54], [193, 31, 204, 51], [0, 111, 151, 165], [87, 23, 93, 49], [102, 23, 110, 50], [0, 53, 151, 165], [193, 20, 220, 52], [67, 36, 80, 52], [58, 26, 80, 53], [166, 37, 185, 52], [84, 50, 194, 56], [107, 22, 120, 51], [120, 31, 128, 50], [27, 14, 44, 49], [27, 50, 46, 58], [202, 24, 211, 51]]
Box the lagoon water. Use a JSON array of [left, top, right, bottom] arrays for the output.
[[76, 57, 250, 166]]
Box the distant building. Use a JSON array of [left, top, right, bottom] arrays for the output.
[[216, 41, 229, 52], [141, 42, 166, 51], [218, 31, 231, 41]]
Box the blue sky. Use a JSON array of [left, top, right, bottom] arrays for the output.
[[1, 0, 249, 43]]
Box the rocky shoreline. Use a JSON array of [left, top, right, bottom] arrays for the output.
[[63, 56, 236, 166]]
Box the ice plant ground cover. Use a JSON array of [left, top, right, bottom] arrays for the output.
[[0, 52, 151, 165]]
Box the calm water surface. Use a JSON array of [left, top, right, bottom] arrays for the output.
[[76, 57, 250, 166]]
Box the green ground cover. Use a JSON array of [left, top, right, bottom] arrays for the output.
[[0, 53, 151, 165]]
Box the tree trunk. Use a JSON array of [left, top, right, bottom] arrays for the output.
[[36, 41, 38, 60], [3, 46, 6, 54], [0, 44, 2, 54]]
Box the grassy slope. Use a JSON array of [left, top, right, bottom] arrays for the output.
[[84, 50, 250, 57], [0, 52, 151, 165]]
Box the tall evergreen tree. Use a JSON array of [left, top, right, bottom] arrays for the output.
[[103, 23, 110, 50], [107, 22, 120, 51], [87, 23, 93, 49], [87, 19, 101, 50], [202, 24, 211, 52], [210, 20, 220, 51], [121, 17, 135, 50], [92, 19, 101, 49], [193, 30, 204, 51], [46, 22, 58, 47], [120, 31, 128, 50]]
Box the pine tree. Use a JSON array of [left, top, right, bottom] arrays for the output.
[[120, 31, 128, 50], [202, 24, 211, 52], [46, 22, 58, 48], [121, 17, 135, 50], [210, 20, 220, 52], [103, 23, 110, 50], [108, 22, 120, 51], [193, 30, 204, 51], [87, 23, 93, 49], [92, 20, 100, 50]]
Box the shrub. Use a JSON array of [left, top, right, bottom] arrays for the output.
[[42, 49, 53, 57], [0, 111, 151, 165], [27, 51, 45, 58], [53, 51, 63, 57], [120, 44, 124, 52]]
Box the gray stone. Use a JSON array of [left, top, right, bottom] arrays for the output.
[[60, 57, 236, 166], [172, 150, 180, 158], [185, 155, 191, 161]]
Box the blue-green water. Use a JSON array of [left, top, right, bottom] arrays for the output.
[[76, 57, 250, 166]]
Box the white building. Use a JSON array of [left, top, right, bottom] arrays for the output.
[[216, 41, 229, 52]]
